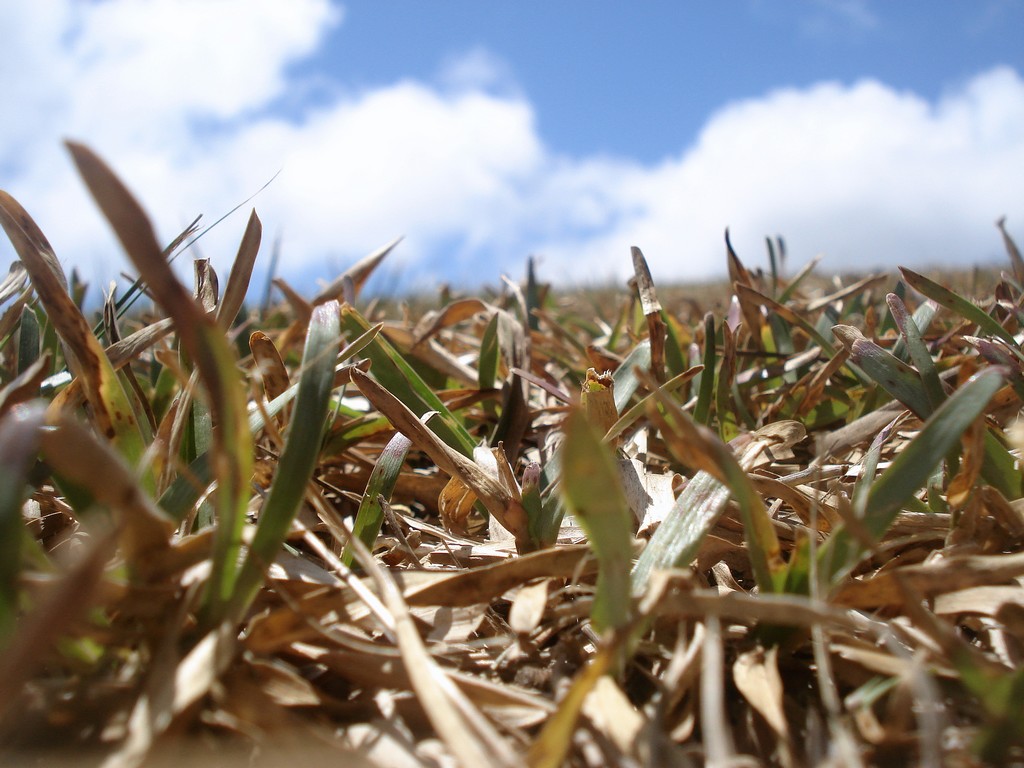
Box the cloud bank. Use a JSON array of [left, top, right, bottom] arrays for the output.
[[1, 0, 1023, 297]]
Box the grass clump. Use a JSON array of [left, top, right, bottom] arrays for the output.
[[1, 141, 1024, 766]]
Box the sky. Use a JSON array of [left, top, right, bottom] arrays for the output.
[[2, 0, 1024, 299]]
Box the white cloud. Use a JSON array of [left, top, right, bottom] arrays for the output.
[[1, 0, 1023, 300], [537, 67, 1024, 284]]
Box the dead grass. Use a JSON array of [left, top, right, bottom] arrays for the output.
[[1, 143, 1023, 766]]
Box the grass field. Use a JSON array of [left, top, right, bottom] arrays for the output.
[[1, 142, 1024, 766]]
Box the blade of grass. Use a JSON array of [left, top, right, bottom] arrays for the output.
[[642, 373, 790, 593], [832, 324, 932, 418], [900, 267, 1018, 347], [340, 304, 476, 457], [631, 470, 731, 593], [351, 367, 532, 551], [886, 293, 946, 412], [17, 305, 40, 375], [694, 313, 716, 426], [631, 246, 666, 382], [343, 521, 519, 768], [890, 298, 937, 364], [736, 283, 872, 386], [611, 339, 651, 413], [997, 217, 1024, 289], [478, 312, 500, 391], [818, 367, 1006, 585], [228, 300, 342, 622], [216, 209, 261, 329], [0, 403, 46, 641], [313, 236, 402, 305], [526, 628, 630, 768], [344, 430, 413, 566], [560, 408, 635, 632], [0, 189, 156, 497]]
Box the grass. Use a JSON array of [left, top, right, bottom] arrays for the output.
[[1, 141, 1024, 766]]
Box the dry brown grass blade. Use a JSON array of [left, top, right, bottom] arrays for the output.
[[580, 676, 647, 759], [411, 297, 490, 345], [733, 646, 792, 765], [527, 628, 631, 768], [350, 367, 532, 550], [631, 246, 666, 382], [65, 141, 253, 620], [0, 353, 51, 416], [0, 191, 67, 289], [344, 520, 519, 768], [701, 614, 736, 764], [106, 621, 238, 768], [0, 288, 30, 349], [0, 261, 28, 301], [106, 318, 175, 369], [400, 544, 595, 606], [644, 571, 875, 635], [35, 317, 174, 428], [804, 272, 887, 312], [835, 550, 1024, 609], [250, 330, 290, 410], [273, 277, 313, 320], [726, 230, 765, 349], [65, 142, 169, 283], [39, 411, 175, 569], [313, 236, 402, 304], [305, 645, 552, 721], [193, 258, 218, 314], [217, 209, 261, 328], [64, 143, 215, 356], [0, 191, 144, 447]]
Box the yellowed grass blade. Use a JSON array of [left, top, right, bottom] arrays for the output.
[[0, 190, 154, 494]]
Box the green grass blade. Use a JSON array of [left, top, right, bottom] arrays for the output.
[[819, 367, 1006, 584], [850, 416, 899, 521], [0, 403, 46, 641], [228, 300, 342, 621], [631, 471, 731, 593], [344, 431, 413, 566], [886, 294, 946, 412], [643, 376, 789, 593], [900, 267, 1018, 347], [560, 408, 635, 632], [833, 324, 932, 418], [981, 429, 1022, 500], [340, 304, 476, 457], [478, 312, 500, 391], [694, 313, 716, 426], [662, 312, 688, 378], [890, 298, 937, 363], [17, 306, 40, 375], [611, 340, 650, 413]]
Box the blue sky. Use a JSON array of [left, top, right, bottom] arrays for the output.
[[2, 0, 1023, 297], [317, 1, 1024, 161]]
